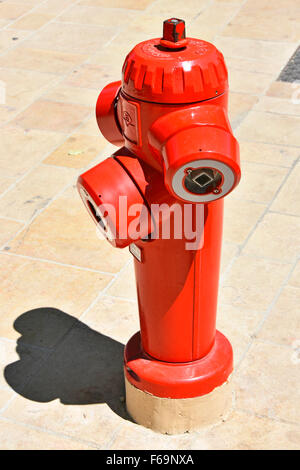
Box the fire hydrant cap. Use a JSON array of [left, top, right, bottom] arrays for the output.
[[122, 18, 228, 104]]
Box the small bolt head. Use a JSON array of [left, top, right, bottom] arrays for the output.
[[162, 18, 186, 43]]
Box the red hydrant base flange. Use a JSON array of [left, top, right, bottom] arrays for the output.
[[124, 330, 233, 399]]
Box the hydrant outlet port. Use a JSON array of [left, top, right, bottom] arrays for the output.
[[184, 167, 222, 195], [86, 200, 106, 232]]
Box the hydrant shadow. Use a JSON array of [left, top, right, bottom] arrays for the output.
[[4, 308, 129, 420]]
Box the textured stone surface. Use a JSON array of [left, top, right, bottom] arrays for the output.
[[278, 46, 300, 82]]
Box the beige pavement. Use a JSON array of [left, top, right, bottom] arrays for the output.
[[0, 0, 299, 450]]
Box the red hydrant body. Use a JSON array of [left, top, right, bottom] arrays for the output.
[[78, 19, 240, 413]]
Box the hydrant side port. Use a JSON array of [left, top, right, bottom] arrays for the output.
[[77, 19, 240, 432], [148, 105, 240, 202], [77, 151, 172, 248], [96, 81, 124, 146]]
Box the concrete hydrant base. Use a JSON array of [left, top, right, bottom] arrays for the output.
[[125, 375, 233, 435]]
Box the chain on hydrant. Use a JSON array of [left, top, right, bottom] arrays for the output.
[[77, 19, 241, 433]]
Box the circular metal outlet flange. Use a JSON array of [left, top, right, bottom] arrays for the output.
[[172, 159, 235, 203]]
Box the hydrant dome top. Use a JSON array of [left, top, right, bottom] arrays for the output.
[[121, 19, 228, 104]]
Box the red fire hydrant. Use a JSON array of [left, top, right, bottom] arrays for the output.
[[77, 19, 240, 433]]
